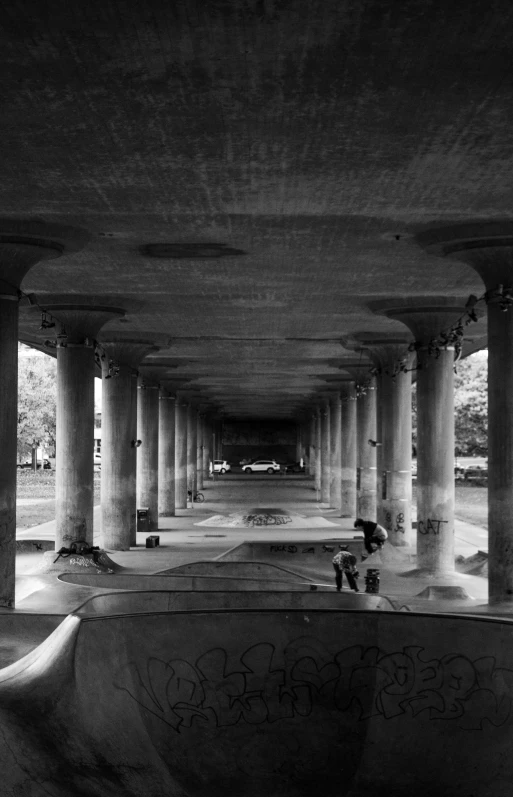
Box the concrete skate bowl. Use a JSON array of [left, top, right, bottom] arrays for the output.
[[157, 560, 316, 581], [58, 565, 321, 592], [0, 609, 512, 796], [74, 590, 391, 615], [0, 613, 64, 668], [217, 540, 414, 580]]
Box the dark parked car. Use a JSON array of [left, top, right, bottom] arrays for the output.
[[17, 458, 51, 470], [464, 466, 488, 483], [283, 461, 305, 474]]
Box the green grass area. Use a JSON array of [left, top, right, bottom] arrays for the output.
[[16, 470, 101, 530], [413, 482, 488, 528], [454, 483, 488, 528], [15, 471, 489, 531], [16, 469, 56, 499]]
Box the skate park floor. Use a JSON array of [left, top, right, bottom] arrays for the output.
[[13, 474, 491, 619], [2, 475, 510, 796]]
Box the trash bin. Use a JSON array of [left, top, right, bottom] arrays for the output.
[[365, 568, 380, 594], [137, 508, 149, 535]]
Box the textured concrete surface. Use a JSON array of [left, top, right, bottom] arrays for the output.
[[3, 0, 493, 416], [0, 608, 513, 795]]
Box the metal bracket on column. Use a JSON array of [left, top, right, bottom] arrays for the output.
[[485, 284, 513, 312]]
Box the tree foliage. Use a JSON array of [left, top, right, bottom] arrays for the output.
[[17, 346, 57, 461], [454, 351, 487, 456], [411, 350, 487, 456]]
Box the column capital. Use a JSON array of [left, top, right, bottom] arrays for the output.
[[340, 381, 357, 401], [343, 333, 413, 371], [38, 300, 125, 344], [369, 297, 468, 343], [0, 219, 89, 295], [98, 337, 159, 370], [417, 221, 513, 288]]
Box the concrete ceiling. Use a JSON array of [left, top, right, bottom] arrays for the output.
[[5, 0, 500, 417]]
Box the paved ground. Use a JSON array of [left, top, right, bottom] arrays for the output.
[[15, 474, 491, 613], [0, 603, 512, 796], [1, 474, 509, 796]]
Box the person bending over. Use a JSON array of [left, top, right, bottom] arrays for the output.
[[354, 518, 388, 561], [332, 546, 360, 592]]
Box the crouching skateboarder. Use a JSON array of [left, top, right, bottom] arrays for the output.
[[354, 517, 388, 561], [332, 546, 360, 592]]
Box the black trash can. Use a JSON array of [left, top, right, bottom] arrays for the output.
[[365, 568, 380, 594], [137, 507, 150, 535]]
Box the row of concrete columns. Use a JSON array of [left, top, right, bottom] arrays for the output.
[[306, 373, 410, 521], [302, 300, 477, 589], [3, 221, 513, 609]]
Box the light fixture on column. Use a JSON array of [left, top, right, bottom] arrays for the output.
[[485, 284, 513, 312], [56, 325, 68, 348], [39, 311, 55, 330]]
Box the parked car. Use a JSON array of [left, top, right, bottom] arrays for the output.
[[454, 464, 466, 480], [17, 458, 51, 470], [210, 460, 231, 474], [464, 466, 488, 483], [283, 461, 305, 474], [242, 459, 281, 474]]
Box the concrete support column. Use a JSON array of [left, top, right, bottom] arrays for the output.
[[315, 408, 322, 495], [375, 372, 384, 519], [341, 383, 357, 517], [0, 221, 87, 606], [56, 343, 95, 545], [99, 339, 157, 549], [296, 424, 302, 462], [101, 362, 137, 548], [46, 304, 124, 549], [372, 298, 466, 574], [203, 417, 212, 481], [320, 399, 331, 504], [217, 419, 223, 459], [175, 397, 188, 509], [416, 347, 455, 571], [197, 413, 204, 491], [330, 394, 342, 512], [212, 418, 222, 460], [187, 403, 198, 498], [356, 377, 377, 520], [379, 351, 414, 547], [356, 338, 414, 547], [0, 295, 19, 607], [418, 225, 513, 597], [308, 412, 316, 478], [136, 378, 159, 531], [158, 391, 176, 517]]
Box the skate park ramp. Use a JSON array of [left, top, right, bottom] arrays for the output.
[[58, 565, 321, 591], [74, 589, 391, 614], [194, 510, 341, 528], [216, 539, 415, 580], [0, 607, 512, 795], [158, 560, 314, 581]]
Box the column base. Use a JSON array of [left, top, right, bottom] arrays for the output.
[[33, 550, 123, 575]]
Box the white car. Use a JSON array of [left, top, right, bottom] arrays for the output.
[[210, 460, 231, 474], [242, 459, 281, 474]]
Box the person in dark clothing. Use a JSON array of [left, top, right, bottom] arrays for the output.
[[332, 546, 360, 592], [354, 518, 388, 561]]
